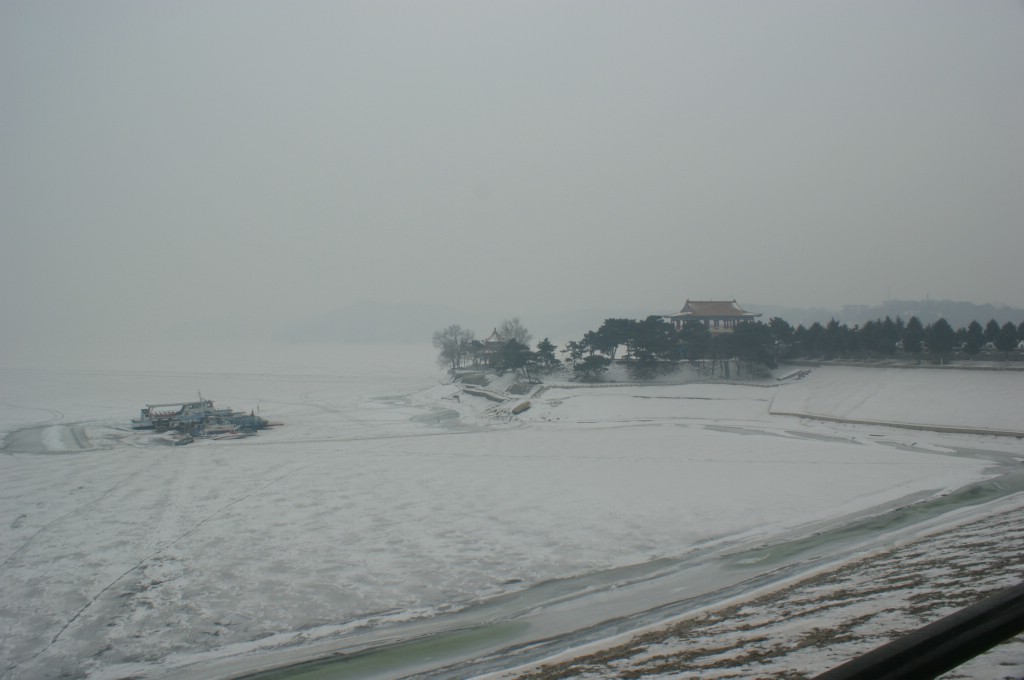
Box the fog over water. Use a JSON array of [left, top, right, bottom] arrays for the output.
[[2, 2, 1023, 362]]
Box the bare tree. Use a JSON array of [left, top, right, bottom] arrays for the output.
[[432, 325, 475, 372], [497, 317, 532, 347]]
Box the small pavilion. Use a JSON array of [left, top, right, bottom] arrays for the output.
[[479, 328, 506, 365]]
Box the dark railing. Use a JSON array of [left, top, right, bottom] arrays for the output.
[[813, 581, 1024, 679]]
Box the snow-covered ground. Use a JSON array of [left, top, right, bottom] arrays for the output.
[[495, 494, 1024, 679], [1, 347, 1022, 679], [770, 365, 1024, 434]]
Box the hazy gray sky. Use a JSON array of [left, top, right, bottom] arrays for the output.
[[3, 1, 1023, 352]]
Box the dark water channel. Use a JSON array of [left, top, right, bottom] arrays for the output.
[[243, 446, 1024, 680]]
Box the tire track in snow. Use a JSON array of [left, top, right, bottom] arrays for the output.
[[2, 459, 320, 678], [299, 390, 369, 426], [0, 463, 150, 570], [0, 402, 64, 424]]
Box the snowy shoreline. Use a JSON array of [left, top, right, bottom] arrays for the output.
[[492, 493, 1024, 679]]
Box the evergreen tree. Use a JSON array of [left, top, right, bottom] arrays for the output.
[[626, 316, 679, 380], [792, 325, 807, 356], [954, 325, 967, 348], [730, 321, 776, 371], [887, 316, 905, 356], [902, 316, 925, 356], [964, 320, 984, 356], [466, 339, 485, 368], [630, 316, 679, 363], [768, 316, 795, 361], [861, 319, 891, 356], [804, 322, 825, 357], [562, 340, 584, 368], [926, 318, 956, 357], [535, 338, 559, 373], [822, 318, 848, 359], [581, 330, 603, 356], [593, 318, 636, 359], [574, 354, 611, 382], [679, 320, 712, 362], [995, 322, 1019, 358], [768, 316, 794, 345], [984, 319, 1001, 344], [496, 340, 535, 379]]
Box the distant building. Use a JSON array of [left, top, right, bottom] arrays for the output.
[[479, 328, 506, 365], [667, 299, 760, 334]]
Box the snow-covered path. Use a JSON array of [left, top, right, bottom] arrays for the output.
[[1, 351, 1021, 679]]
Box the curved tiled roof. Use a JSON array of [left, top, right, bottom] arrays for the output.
[[483, 328, 505, 344], [671, 299, 760, 318]]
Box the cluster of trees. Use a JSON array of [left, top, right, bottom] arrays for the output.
[[434, 316, 776, 383], [432, 318, 559, 381], [435, 314, 1024, 384], [563, 316, 775, 381]]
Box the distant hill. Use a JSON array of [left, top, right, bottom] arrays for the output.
[[748, 299, 1024, 329], [842, 299, 1024, 329], [743, 303, 842, 328]]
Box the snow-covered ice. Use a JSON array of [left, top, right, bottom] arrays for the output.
[[769, 364, 1024, 433], [1, 345, 1021, 679]]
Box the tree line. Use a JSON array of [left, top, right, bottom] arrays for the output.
[[782, 316, 1023, 361], [563, 316, 775, 381], [435, 315, 1024, 383]]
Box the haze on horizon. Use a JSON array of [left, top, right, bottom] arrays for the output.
[[2, 1, 1022, 359]]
